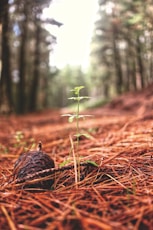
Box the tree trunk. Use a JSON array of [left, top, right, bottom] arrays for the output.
[[136, 35, 145, 89], [149, 31, 153, 81], [102, 54, 111, 98], [125, 46, 130, 92], [28, 21, 41, 112], [0, 0, 13, 113], [125, 37, 137, 91], [16, 4, 28, 114], [112, 26, 123, 94]]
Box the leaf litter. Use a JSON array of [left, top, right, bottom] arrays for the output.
[[0, 86, 153, 229]]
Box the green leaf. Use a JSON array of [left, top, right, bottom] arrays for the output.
[[73, 132, 94, 140], [77, 96, 91, 100], [68, 97, 79, 100], [68, 96, 90, 101], [74, 133, 82, 138], [70, 86, 85, 95], [86, 160, 99, 167], [77, 115, 93, 118], [68, 116, 75, 123], [59, 159, 71, 167], [61, 114, 73, 117], [80, 133, 92, 139], [127, 14, 143, 25]]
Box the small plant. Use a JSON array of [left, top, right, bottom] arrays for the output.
[[13, 131, 25, 147], [14, 131, 24, 143], [62, 86, 92, 184], [0, 144, 8, 154], [14, 131, 36, 150]]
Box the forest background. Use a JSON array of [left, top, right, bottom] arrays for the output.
[[0, 0, 153, 114]]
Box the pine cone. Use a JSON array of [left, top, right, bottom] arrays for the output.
[[13, 142, 55, 189]]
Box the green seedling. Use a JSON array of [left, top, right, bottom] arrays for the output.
[[86, 160, 99, 167], [59, 158, 72, 167], [62, 86, 92, 184], [14, 131, 24, 143], [14, 131, 36, 150], [0, 144, 8, 154], [14, 131, 26, 147], [63, 86, 92, 138]]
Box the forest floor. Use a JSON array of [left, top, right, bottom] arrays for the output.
[[0, 85, 153, 230]]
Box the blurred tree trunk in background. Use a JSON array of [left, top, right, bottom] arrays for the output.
[[125, 44, 130, 92], [0, 0, 13, 113], [112, 24, 123, 94], [136, 34, 145, 89], [149, 31, 153, 82], [17, 3, 29, 114], [125, 35, 136, 91], [0, 0, 63, 114], [28, 19, 41, 112]]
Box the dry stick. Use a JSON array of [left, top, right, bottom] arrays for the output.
[[69, 134, 78, 188], [7, 151, 125, 188], [8, 162, 92, 186]]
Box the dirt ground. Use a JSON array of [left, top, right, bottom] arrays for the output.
[[0, 86, 153, 230]]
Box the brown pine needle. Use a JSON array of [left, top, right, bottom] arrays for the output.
[[1, 205, 16, 230]]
